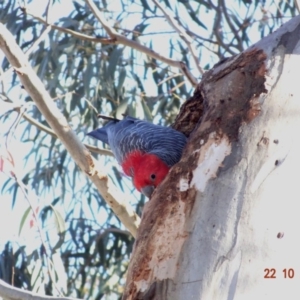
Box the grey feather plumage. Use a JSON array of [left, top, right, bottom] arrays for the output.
[[87, 116, 187, 167]]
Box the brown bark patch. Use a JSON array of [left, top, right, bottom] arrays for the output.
[[203, 49, 267, 140], [174, 49, 267, 142]]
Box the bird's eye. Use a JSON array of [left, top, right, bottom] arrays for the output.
[[150, 174, 156, 180]]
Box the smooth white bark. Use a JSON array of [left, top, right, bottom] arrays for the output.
[[167, 16, 300, 300]]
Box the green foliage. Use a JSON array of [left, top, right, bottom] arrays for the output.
[[0, 0, 296, 298]]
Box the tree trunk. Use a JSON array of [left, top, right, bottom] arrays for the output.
[[123, 15, 300, 300]]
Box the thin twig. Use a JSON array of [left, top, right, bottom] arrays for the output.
[[22, 7, 115, 44], [157, 73, 182, 86], [220, 0, 244, 52], [0, 97, 114, 157], [22, 2, 199, 86], [22, 112, 114, 157], [152, 0, 204, 75], [45, 0, 52, 23], [184, 28, 219, 45], [85, 0, 199, 87], [212, 5, 237, 56]]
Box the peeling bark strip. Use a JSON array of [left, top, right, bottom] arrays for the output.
[[123, 50, 268, 299]]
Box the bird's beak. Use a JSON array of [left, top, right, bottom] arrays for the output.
[[141, 185, 155, 198]]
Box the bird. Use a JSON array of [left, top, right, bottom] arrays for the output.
[[87, 115, 187, 197]]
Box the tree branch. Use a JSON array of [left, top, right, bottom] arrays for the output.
[[0, 95, 113, 157], [212, 5, 237, 56], [0, 279, 79, 300], [85, 0, 199, 87], [152, 0, 204, 75], [21, 7, 115, 44], [22, 111, 114, 157], [220, 0, 244, 52], [0, 23, 140, 238], [0, 21, 51, 82]]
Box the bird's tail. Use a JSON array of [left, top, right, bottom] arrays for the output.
[[86, 128, 109, 144]]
